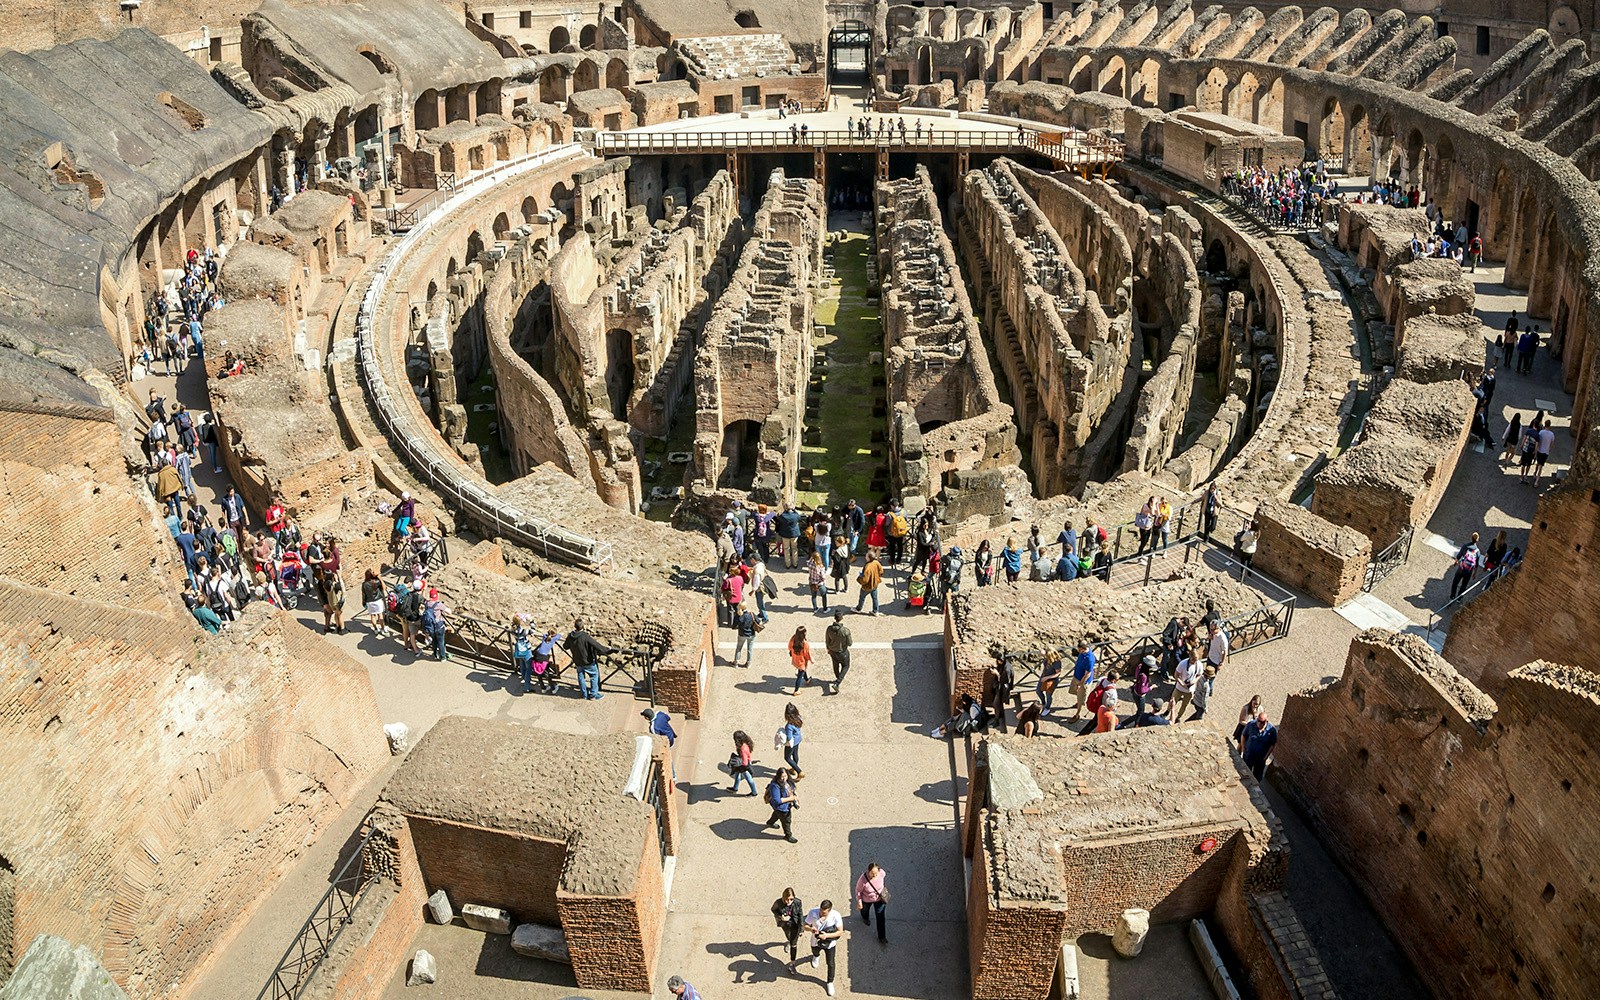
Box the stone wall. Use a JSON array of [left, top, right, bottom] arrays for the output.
[[1252, 497, 1371, 606], [1277, 630, 1600, 1000], [1311, 378, 1474, 548], [1156, 111, 1305, 195], [876, 165, 1021, 512]]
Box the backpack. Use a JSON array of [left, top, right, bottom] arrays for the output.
[[399, 590, 422, 620], [890, 513, 909, 537], [774, 726, 789, 751], [1458, 548, 1479, 573]]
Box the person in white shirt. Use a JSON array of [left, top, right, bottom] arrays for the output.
[[1168, 649, 1199, 722], [1206, 621, 1229, 674], [804, 900, 845, 995]]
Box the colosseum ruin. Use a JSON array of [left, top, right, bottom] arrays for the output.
[[1, 0, 1598, 998]]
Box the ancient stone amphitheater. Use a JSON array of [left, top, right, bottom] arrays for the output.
[[1, 1, 1597, 998]]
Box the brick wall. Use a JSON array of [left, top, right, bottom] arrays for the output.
[[1060, 827, 1245, 936], [555, 821, 663, 992], [322, 809, 426, 1000], [407, 817, 565, 926], [966, 841, 1066, 1000], [1276, 631, 1600, 1000], [0, 588, 385, 1000], [1252, 498, 1371, 605]]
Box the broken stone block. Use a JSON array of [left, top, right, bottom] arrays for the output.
[[511, 923, 572, 964], [1113, 908, 1150, 958], [384, 722, 410, 755], [462, 904, 512, 934], [426, 889, 453, 924], [406, 949, 437, 987], [986, 745, 1045, 810]]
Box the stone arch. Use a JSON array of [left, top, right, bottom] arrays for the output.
[[446, 256, 460, 279], [1430, 134, 1456, 221], [415, 89, 440, 131], [522, 195, 540, 224], [1318, 97, 1345, 163], [605, 328, 635, 421], [549, 25, 571, 52], [1485, 167, 1514, 260], [1069, 54, 1094, 92], [1404, 128, 1427, 193], [606, 57, 629, 91], [1132, 58, 1161, 107], [1257, 77, 1284, 131], [1530, 209, 1566, 317], [1097, 56, 1126, 98], [1346, 104, 1373, 177], [915, 45, 933, 86], [427, 279, 439, 303], [579, 23, 598, 48], [1505, 188, 1538, 289], [1225, 71, 1258, 121], [493, 212, 511, 240], [718, 419, 762, 490], [476, 79, 503, 118], [1197, 67, 1228, 113], [466, 230, 486, 265], [574, 59, 599, 93], [540, 64, 571, 104]]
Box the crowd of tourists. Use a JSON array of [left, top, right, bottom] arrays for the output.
[[1221, 161, 1334, 229]]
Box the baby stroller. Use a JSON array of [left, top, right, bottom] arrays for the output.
[[278, 547, 308, 597]]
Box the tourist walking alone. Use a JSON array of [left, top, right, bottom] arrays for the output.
[[856, 551, 883, 614], [666, 975, 702, 999], [764, 767, 799, 843], [729, 730, 757, 796], [855, 862, 889, 944], [824, 610, 852, 695], [804, 899, 844, 995], [790, 626, 814, 692], [779, 702, 804, 778], [773, 887, 805, 967]]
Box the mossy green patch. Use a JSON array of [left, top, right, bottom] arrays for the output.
[[462, 368, 514, 485]]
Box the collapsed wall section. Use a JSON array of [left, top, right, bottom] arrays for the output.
[[876, 165, 1023, 517]]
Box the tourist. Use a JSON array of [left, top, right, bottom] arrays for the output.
[[807, 550, 828, 611], [1055, 544, 1078, 582], [564, 618, 614, 700], [1500, 411, 1524, 463], [1169, 647, 1200, 721], [790, 626, 813, 692], [721, 564, 746, 627], [155, 461, 184, 517], [885, 499, 909, 565], [1534, 420, 1556, 485], [1117, 696, 1172, 728], [855, 863, 889, 945], [666, 974, 701, 1000], [1132, 655, 1156, 714], [1056, 519, 1078, 566], [844, 498, 866, 555], [1192, 665, 1215, 721], [940, 545, 963, 603], [1450, 532, 1481, 599], [1233, 694, 1263, 749], [730, 730, 757, 795], [1026, 524, 1045, 579], [974, 539, 995, 586], [361, 569, 387, 637], [866, 505, 888, 560], [394, 580, 421, 652], [1240, 710, 1279, 779], [805, 899, 844, 994], [1517, 415, 1540, 480], [314, 535, 345, 635], [1068, 640, 1096, 721], [1037, 647, 1063, 715], [813, 509, 834, 570], [764, 767, 799, 843], [509, 614, 535, 691], [530, 628, 563, 693], [751, 503, 773, 563], [644, 707, 677, 747], [776, 502, 803, 568], [1094, 688, 1120, 733], [733, 602, 758, 668], [1135, 499, 1156, 554], [985, 656, 1013, 732], [1484, 529, 1509, 576], [1156, 496, 1173, 549], [421, 587, 449, 660], [856, 550, 883, 615], [1202, 483, 1221, 540], [829, 536, 851, 593], [221, 485, 247, 534], [824, 610, 852, 695], [781, 702, 805, 777], [1001, 536, 1023, 584], [932, 694, 989, 738], [1014, 700, 1043, 736], [773, 887, 806, 968], [1203, 620, 1227, 677]]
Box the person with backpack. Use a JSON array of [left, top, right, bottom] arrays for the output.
[[531, 628, 564, 693], [396, 580, 423, 653], [804, 898, 844, 993], [732, 602, 759, 668], [885, 500, 910, 566], [764, 768, 799, 843], [751, 503, 773, 564], [1450, 532, 1482, 599], [747, 556, 775, 623], [824, 610, 852, 695], [789, 626, 813, 693], [421, 588, 450, 660], [729, 730, 757, 796], [829, 536, 852, 594], [772, 887, 805, 966], [510, 614, 536, 691]]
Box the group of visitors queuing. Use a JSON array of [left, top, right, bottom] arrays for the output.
[[1222, 161, 1333, 229], [135, 246, 223, 379], [1498, 310, 1544, 375]]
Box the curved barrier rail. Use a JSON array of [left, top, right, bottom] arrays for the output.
[[354, 143, 617, 573], [254, 824, 377, 1000], [594, 127, 1124, 169]]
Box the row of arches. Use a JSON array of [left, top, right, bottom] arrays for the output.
[[414, 80, 504, 132], [537, 57, 631, 103]]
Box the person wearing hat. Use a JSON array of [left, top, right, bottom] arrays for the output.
[[1094, 688, 1120, 733], [1240, 710, 1279, 779], [855, 550, 883, 615], [421, 587, 450, 660], [1118, 696, 1172, 729], [1132, 654, 1157, 714]]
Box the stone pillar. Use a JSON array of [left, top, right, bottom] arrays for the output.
[[311, 124, 333, 184], [275, 139, 295, 199]]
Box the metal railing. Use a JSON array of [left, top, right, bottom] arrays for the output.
[[1426, 562, 1509, 636], [1362, 525, 1413, 593], [593, 126, 1124, 169], [354, 143, 617, 574], [255, 825, 377, 1000], [643, 758, 670, 863]]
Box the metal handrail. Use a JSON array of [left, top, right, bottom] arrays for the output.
[[254, 824, 377, 1000], [1363, 525, 1413, 593], [354, 143, 616, 574], [592, 127, 1124, 167], [1427, 562, 1507, 635]]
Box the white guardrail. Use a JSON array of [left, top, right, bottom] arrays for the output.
[[354, 143, 617, 574], [592, 127, 1125, 166]]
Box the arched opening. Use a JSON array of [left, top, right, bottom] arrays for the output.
[[1404, 128, 1427, 195], [1486, 167, 1514, 260], [1097, 56, 1126, 98], [574, 60, 599, 93], [446, 257, 460, 279], [1430, 134, 1456, 219], [734, 10, 760, 28], [466, 230, 486, 265], [476, 80, 502, 118], [1132, 58, 1161, 107], [493, 212, 511, 240], [605, 329, 635, 421], [1069, 55, 1093, 92], [358, 45, 397, 76], [426, 280, 439, 303], [718, 419, 762, 491], [915, 45, 932, 86], [549, 25, 570, 52], [1203, 239, 1228, 275], [1530, 211, 1565, 318], [1197, 67, 1228, 113], [1257, 78, 1284, 131], [606, 58, 629, 91], [579, 24, 598, 49], [1225, 72, 1258, 121], [540, 65, 570, 104], [521, 195, 540, 224], [1319, 97, 1345, 165]]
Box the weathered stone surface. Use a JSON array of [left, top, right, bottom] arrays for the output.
[[511, 922, 572, 963], [1112, 908, 1151, 958], [986, 744, 1044, 811], [0, 935, 129, 1000], [406, 949, 437, 987], [426, 888, 453, 924], [385, 722, 411, 756], [461, 904, 513, 935]]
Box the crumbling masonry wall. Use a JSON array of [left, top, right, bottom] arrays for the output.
[[1277, 631, 1600, 1000], [876, 165, 1021, 512]]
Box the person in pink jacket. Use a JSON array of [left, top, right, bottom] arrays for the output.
[[854, 862, 889, 944]]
